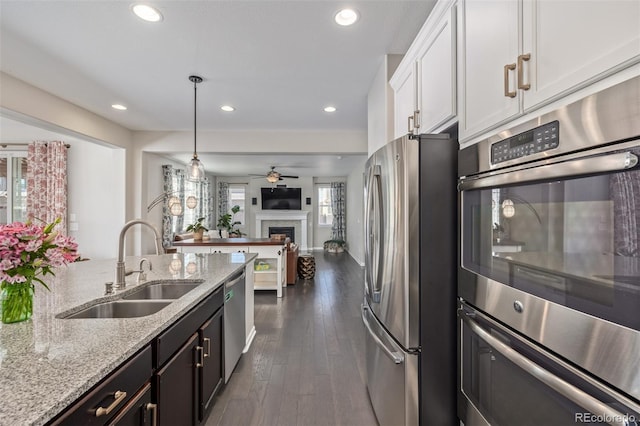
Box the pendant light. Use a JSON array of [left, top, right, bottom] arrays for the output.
[[187, 75, 205, 182]]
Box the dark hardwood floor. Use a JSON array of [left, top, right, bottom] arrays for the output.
[[205, 252, 378, 426]]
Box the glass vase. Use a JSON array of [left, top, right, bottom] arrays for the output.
[[1, 281, 34, 324]]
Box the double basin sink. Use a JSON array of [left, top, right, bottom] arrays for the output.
[[60, 280, 203, 319]]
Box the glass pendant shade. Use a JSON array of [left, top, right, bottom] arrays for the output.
[[169, 201, 183, 216], [187, 156, 205, 182], [186, 196, 198, 209]]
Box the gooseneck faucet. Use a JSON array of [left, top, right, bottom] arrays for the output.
[[115, 219, 163, 289]]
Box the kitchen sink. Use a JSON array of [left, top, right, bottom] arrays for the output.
[[62, 300, 172, 319], [122, 282, 201, 300]]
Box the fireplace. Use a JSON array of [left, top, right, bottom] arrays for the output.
[[269, 226, 295, 243], [255, 210, 309, 250]]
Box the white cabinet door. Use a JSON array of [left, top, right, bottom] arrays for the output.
[[392, 63, 417, 139], [417, 5, 456, 133], [459, 0, 520, 140], [522, 0, 640, 110]]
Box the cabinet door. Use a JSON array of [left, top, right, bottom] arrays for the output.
[[417, 5, 456, 133], [156, 333, 199, 426], [522, 0, 640, 110], [392, 63, 418, 139], [199, 308, 224, 421], [459, 0, 520, 140]]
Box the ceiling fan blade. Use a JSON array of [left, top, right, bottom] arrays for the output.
[[279, 175, 299, 178]]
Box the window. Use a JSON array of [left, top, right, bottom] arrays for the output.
[[0, 154, 28, 225], [318, 186, 333, 226], [228, 185, 245, 225]]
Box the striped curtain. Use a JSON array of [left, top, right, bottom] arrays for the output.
[[331, 182, 346, 241], [26, 141, 68, 234]]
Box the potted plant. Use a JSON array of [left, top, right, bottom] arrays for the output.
[[217, 205, 244, 238], [323, 239, 346, 253], [186, 217, 208, 241]]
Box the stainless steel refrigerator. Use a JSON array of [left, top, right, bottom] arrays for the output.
[[362, 133, 457, 426]]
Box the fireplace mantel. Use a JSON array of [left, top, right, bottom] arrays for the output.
[[255, 210, 310, 250]]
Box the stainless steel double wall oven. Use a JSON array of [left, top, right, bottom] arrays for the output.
[[458, 76, 640, 426]]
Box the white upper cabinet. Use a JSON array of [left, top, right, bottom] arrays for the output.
[[459, 0, 640, 142], [390, 0, 457, 139], [521, 0, 640, 110]]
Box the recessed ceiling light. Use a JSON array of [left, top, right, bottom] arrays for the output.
[[324, 106, 337, 113], [111, 104, 127, 111], [132, 4, 163, 22], [335, 8, 359, 26], [221, 105, 235, 112]]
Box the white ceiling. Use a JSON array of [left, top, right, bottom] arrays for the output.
[[0, 0, 436, 176]]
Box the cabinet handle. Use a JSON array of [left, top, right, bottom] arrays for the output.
[[195, 346, 204, 368], [203, 337, 211, 358], [413, 110, 420, 129], [95, 390, 127, 417], [145, 403, 158, 426], [518, 53, 531, 90], [407, 115, 414, 133], [503, 63, 517, 98]]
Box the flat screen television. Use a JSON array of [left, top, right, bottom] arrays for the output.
[[261, 187, 302, 210]]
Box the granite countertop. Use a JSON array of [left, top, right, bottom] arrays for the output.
[[173, 237, 287, 247], [0, 252, 256, 426]]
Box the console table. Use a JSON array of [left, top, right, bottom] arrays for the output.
[[173, 238, 287, 298]]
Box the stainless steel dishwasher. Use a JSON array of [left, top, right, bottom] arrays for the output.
[[224, 269, 246, 383]]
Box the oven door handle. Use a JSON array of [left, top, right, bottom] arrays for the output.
[[459, 151, 638, 190], [460, 312, 633, 426]]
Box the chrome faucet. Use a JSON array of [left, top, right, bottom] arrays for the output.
[[115, 220, 163, 289], [132, 258, 153, 283]]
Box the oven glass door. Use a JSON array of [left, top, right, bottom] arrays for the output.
[[459, 303, 640, 426], [460, 146, 640, 331]]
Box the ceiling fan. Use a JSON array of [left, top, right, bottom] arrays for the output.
[[251, 166, 299, 183]]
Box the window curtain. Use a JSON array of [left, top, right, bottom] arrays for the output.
[[26, 141, 68, 234], [331, 182, 346, 241], [218, 181, 229, 226], [161, 165, 212, 247], [161, 165, 182, 248]]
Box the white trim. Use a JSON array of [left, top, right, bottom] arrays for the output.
[[243, 326, 256, 353], [255, 210, 310, 251]]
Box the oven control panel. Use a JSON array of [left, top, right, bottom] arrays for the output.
[[491, 121, 559, 164]]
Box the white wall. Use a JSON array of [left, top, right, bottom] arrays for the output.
[[367, 54, 402, 156], [67, 141, 125, 259], [346, 159, 366, 266]]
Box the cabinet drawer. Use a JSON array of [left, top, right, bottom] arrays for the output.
[[154, 285, 224, 368], [50, 345, 152, 426], [106, 382, 153, 426]]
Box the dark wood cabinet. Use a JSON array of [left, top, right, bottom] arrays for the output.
[[199, 307, 224, 421], [155, 333, 199, 426], [50, 277, 230, 426]]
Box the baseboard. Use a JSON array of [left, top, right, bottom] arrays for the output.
[[243, 326, 256, 353]]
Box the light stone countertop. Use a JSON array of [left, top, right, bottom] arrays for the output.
[[0, 252, 256, 426]]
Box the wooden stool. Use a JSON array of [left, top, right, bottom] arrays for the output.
[[297, 255, 316, 280]]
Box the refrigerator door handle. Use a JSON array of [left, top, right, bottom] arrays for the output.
[[371, 166, 384, 303], [364, 166, 375, 301], [362, 304, 404, 364]]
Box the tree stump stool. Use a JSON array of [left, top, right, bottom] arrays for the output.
[[297, 255, 316, 280]]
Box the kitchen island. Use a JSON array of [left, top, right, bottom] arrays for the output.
[[174, 238, 288, 297], [0, 252, 256, 425]]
